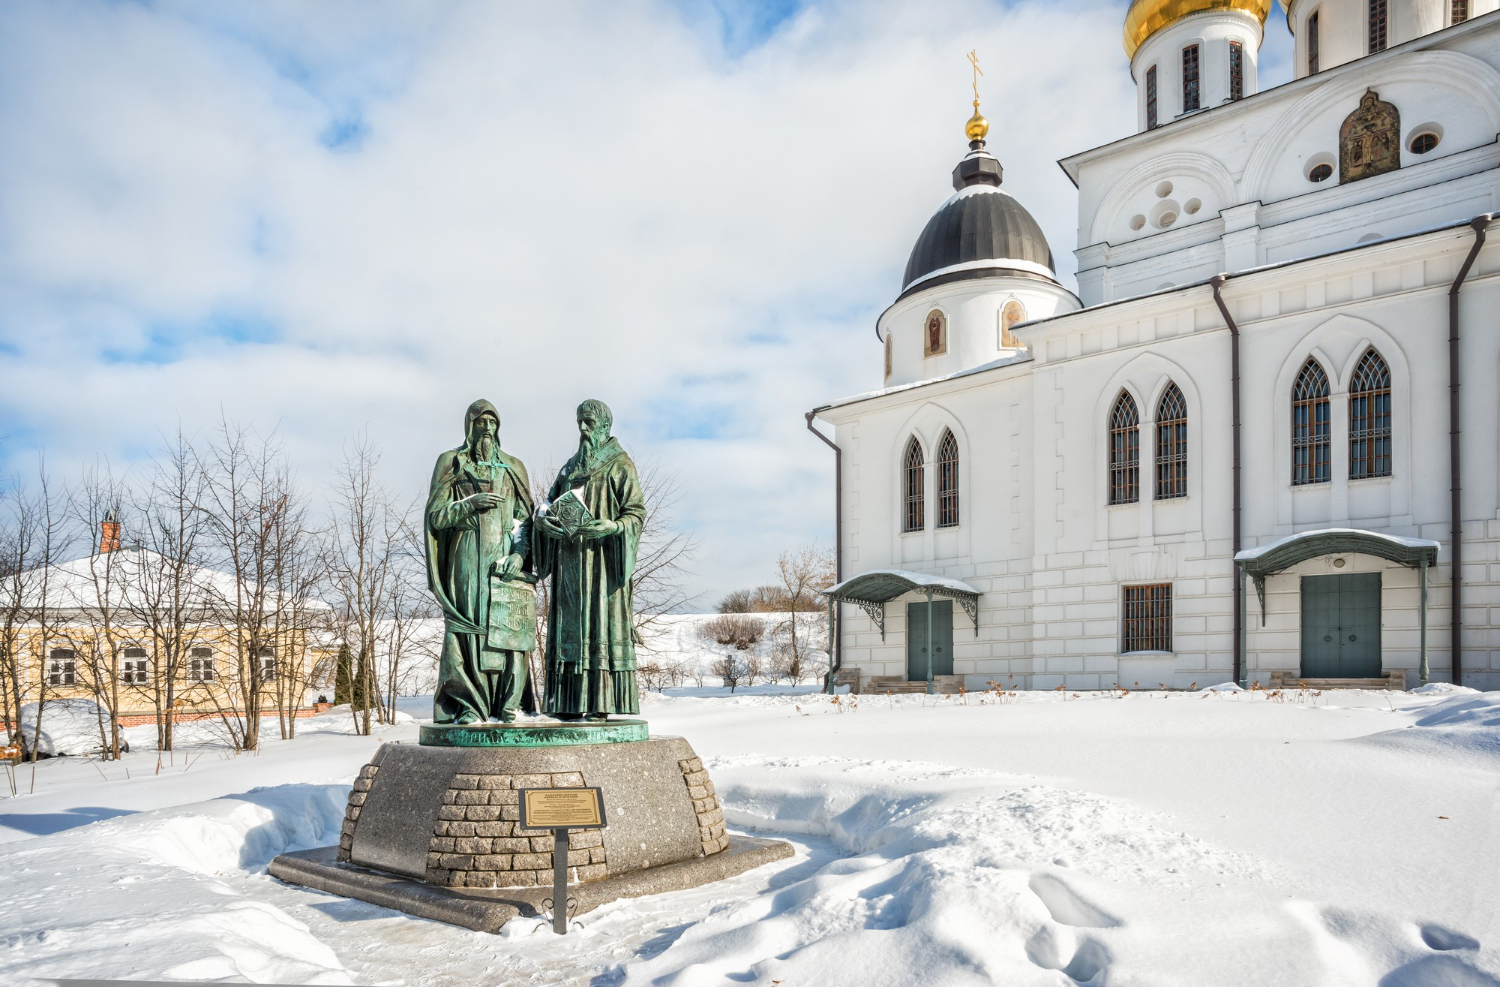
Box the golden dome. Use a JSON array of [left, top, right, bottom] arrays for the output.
[[1123, 0, 1272, 60], [965, 103, 989, 142]]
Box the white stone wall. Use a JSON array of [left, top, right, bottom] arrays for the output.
[[1068, 15, 1500, 306], [1285, 0, 1500, 79], [878, 270, 1079, 389], [821, 224, 1500, 691], [1131, 10, 1264, 133]]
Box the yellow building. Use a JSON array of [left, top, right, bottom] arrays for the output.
[[2, 543, 330, 737]]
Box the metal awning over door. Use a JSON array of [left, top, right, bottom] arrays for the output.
[[1233, 527, 1440, 684], [822, 569, 981, 639]]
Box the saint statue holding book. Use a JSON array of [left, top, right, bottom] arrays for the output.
[[425, 399, 537, 724], [533, 399, 646, 719]]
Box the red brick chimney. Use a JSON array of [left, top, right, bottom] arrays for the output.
[[100, 510, 121, 554]]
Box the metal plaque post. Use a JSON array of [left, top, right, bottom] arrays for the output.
[[551, 827, 570, 934]]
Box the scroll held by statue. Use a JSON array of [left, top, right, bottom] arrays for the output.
[[485, 572, 538, 657]]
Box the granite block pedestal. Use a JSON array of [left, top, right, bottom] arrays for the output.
[[268, 724, 792, 932]]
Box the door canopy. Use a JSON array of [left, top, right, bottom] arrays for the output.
[[1234, 527, 1439, 622], [823, 568, 981, 639]]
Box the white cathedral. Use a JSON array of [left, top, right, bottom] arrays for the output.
[[813, 0, 1500, 693]]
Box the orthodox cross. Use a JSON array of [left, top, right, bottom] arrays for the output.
[[967, 49, 982, 104]]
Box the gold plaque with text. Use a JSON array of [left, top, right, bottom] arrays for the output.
[[519, 787, 607, 830]]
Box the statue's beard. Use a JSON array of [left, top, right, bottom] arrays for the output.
[[474, 432, 496, 462], [578, 428, 607, 457]]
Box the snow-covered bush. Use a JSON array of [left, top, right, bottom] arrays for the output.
[[15, 699, 128, 758]]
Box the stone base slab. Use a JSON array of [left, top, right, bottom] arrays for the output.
[[270, 836, 794, 934], [337, 738, 730, 889]]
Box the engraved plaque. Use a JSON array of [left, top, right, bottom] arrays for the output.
[[519, 787, 607, 830]]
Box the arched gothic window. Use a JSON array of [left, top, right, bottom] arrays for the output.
[[903, 437, 925, 532], [1292, 359, 1332, 485], [1109, 392, 1140, 505], [1155, 383, 1188, 500], [1349, 349, 1392, 479], [937, 430, 959, 528]]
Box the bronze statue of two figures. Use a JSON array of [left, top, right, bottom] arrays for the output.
[[425, 399, 645, 724]]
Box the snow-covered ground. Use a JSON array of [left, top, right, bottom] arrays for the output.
[[3, 686, 1498, 985]]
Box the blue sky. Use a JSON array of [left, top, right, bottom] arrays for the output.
[[0, 0, 1295, 604]]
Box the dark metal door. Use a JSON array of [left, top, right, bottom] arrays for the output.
[[1300, 573, 1382, 677], [906, 600, 954, 680]]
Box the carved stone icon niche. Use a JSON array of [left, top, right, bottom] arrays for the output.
[[1340, 90, 1400, 184]]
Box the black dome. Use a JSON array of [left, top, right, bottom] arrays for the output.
[[900, 184, 1057, 296]]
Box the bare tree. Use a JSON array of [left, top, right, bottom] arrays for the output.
[[717, 585, 788, 613], [0, 469, 57, 760], [68, 462, 131, 759], [123, 429, 208, 752], [630, 461, 700, 646], [376, 512, 432, 720], [698, 615, 763, 693], [263, 474, 323, 740], [774, 546, 836, 686], [2, 459, 72, 772], [198, 416, 296, 751], [325, 433, 405, 735], [712, 654, 745, 692]]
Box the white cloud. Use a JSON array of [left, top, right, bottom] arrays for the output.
[[0, 0, 1276, 604]]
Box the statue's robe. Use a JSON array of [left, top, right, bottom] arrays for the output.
[[425, 445, 534, 723], [536, 438, 645, 716]]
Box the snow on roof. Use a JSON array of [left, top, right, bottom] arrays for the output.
[[825, 568, 981, 602], [11, 548, 330, 613], [815, 351, 1032, 414], [1233, 528, 1441, 563]]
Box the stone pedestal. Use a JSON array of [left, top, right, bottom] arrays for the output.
[[270, 733, 792, 932]]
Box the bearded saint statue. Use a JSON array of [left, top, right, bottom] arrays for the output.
[[533, 399, 646, 720], [425, 400, 536, 724]]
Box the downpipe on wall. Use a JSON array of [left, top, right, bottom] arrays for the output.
[[1449, 214, 1490, 687], [1209, 275, 1244, 686], [806, 412, 843, 690]]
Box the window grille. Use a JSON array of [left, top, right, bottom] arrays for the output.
[[937, 430, 960, 528], [1369, 0, 1387, 52], [1229, 40, 1244, 100], [1308, 11, 1320, 74], [189, 646, 216, 683], [1146, 65, 1158, 129], [1109, 392, 1141, 505], [1349, 349, 1392, 479], [1182, 45, 1200, 112], [47, 648, 77, 687], [1452, 0, 1468, 24], [258, 646, 277, 681], [1292, 360, 1332, 485], [120, 647, 149, 685], [903, 438, 925, 532], [1122, 584, 1173, 653], [1155, 384, 1188, 500]]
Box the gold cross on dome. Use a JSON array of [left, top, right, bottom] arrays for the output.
[[967, 49, 983, 104]]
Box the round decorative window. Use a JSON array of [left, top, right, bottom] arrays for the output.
[[1409, 132, 1439, 155], [1309, 163, 1333, 183]]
